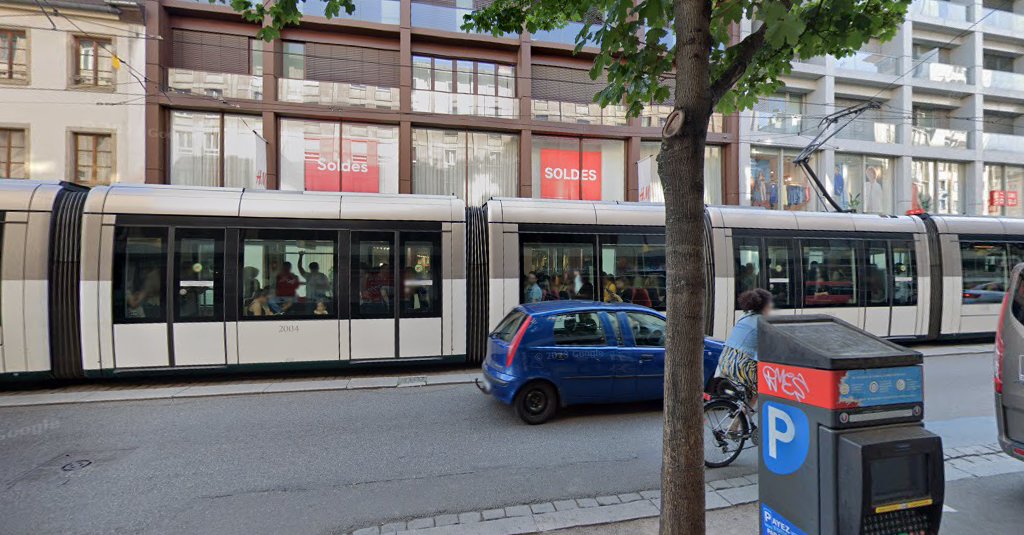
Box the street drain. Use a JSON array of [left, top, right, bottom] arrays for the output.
[[61, 460, 92, 472]]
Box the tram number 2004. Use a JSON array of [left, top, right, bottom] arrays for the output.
[[279, 325, 300, 333]]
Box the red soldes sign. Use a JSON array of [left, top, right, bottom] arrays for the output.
[[539, 148, 602, 200], [990, 190, 1020, 208], [303, 139, 380, 193]]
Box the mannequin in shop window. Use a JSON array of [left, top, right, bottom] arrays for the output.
[[864, 166, 884, 214]]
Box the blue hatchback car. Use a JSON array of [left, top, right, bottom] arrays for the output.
[[478, 301, 725, 424]]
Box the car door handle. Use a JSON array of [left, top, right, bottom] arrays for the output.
[[639, 354, 656, 363], [551, 353, 569, 361]]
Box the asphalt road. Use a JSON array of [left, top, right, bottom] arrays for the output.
[[0, 348, 1009, 535]]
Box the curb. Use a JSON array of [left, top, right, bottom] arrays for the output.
[[0, 373, 480, 408], [348, 443, 1020, 535]]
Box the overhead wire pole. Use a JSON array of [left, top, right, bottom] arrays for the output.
[[793, 101, 881, 213]]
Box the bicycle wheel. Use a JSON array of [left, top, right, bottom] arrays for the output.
[[703, 399, 748, 468]]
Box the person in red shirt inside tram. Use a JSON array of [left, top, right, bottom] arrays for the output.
[[271, 261, 301, 314]]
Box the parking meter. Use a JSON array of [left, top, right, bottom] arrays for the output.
[[757, 315, 944, 535]]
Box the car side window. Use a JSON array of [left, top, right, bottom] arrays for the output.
[[552, 312, 606, 346], [626, 312, 666, 347]]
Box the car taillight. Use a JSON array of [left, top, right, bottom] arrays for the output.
[[963, 292, 980, 299], [995, 293, 1010, 394], [505, 316, 532, 368]]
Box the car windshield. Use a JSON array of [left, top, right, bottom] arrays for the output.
[[491, 310, 526, 343]]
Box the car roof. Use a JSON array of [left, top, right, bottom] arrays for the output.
[[518, 300, 665, 317]]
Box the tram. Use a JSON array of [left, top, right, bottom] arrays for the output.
[[0, 179, 1020, 380]]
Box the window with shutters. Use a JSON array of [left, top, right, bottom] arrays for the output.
[[72, 36, 113, 88], [277, 42, 400, 110], [411, 55, 516, 118], [530, 64, 626, 126], [0, 128, 27, 178], [167, 30, 263, 100], [0, 29, 28, 82]]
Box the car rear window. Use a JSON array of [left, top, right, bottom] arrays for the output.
[[491, 310, 527, 343]]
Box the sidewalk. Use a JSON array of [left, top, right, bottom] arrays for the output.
[[344, 442, 1020, 535]]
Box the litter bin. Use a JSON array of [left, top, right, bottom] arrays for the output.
[[757, 315, 943, 535]]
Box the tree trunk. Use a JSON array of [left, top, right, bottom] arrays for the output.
[[659, 0, 713, 534]]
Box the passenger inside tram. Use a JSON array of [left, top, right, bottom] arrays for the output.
[[126, 267, 162, 319], [271, 262, 301, 314], [247, 288, 273, 316], [401, 267, 431, 312]]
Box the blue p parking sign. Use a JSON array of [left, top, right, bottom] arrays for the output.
[[761, 401, 810, 475]]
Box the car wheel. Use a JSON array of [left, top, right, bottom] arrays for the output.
[[514, 381, 558, 425]]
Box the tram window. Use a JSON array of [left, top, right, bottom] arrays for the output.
[[765, 239, 793, 309], [734, 237, 761, 300], [960, 242, 1008, 304], [113, 227, 167, 323], [241, 230, 336, 319], [520, 238, 596, 304], [399, 232, 441, 317], [552, 312, 606, 346], [600, 236, 666, 310], [865, 241, 889, 307], [175, 229, 223, 321], [802, 239, 858, 307], [892, 242, 918, 306], [352, 232, 395, 319]]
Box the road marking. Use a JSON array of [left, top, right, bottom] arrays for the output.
[[942, 504, 957, 513]]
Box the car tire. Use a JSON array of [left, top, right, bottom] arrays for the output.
[[514, 381, 558, 425]]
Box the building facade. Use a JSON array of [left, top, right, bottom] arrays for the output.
[[2, 0, 1021, 218], [0, 0, 145, 184]]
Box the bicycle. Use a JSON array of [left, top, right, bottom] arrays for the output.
[[703, 377, 758, 468]]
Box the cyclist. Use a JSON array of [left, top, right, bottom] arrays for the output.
[[716, 288, 773, 412]]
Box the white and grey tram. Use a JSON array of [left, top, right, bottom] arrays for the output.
[[0, 179, 1021, 380]]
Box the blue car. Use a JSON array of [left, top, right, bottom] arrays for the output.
[[478, 301, 725, 424]]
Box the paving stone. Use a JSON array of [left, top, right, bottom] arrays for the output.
[[406, 517, 434, 529], [617, 492, 643, 503], [458, 511, 482, 524], [352, 527, 379, 535], [380, 521, 406, 534], [505, 505, 532, 517], [705, 491, 731, 510], [553, 500, 578, 512], [481, 508, 506, 521], [723, 477, 751, 488], [745, 473, 758, 484], [708, 479, 732, 490], [596, 495, 621, 506], [530, 502, 556, 514], [640, 490, 661, 500], [434, 514, 459, 527], [717, 483, 759, 506], [533, 500, 660, 532], [576, 498, 600, 508]]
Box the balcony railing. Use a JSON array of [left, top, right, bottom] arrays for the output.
[[981, 69, 1024, 92], [300, 0, 400, 24], [834, 52, 898, 75], [411, 90, 517, 118], [751, 114, 805, 135], [911, 126, 967, 148], [532, 22, 600, 47], [167, 69, 262, 100], [278, 78, 399, 110], [983, 8, 1024, 33], [835, 121, 898, 144], [911, 0, 968, 22], [983, 132, 1024, 152], [912, 62, 968, 84], [531, 99, 627, 126]]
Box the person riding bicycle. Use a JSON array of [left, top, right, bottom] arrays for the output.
[[716, 288, 773, 406]]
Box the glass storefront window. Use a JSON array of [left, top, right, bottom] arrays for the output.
[[170, 111, 266, 189], [531, 136, 625, 201], [912, 159, 964, 214], [833, 153, 894, 214], [411, 128, 519, 206], [984, 164, 1024, 217], [749, 147, 814, 211], [279, 119, 398, 193], [638, 142, 722, 204]]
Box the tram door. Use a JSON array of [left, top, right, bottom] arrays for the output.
[[171, 229, 227, 366], [862, 240, 892, 336]]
